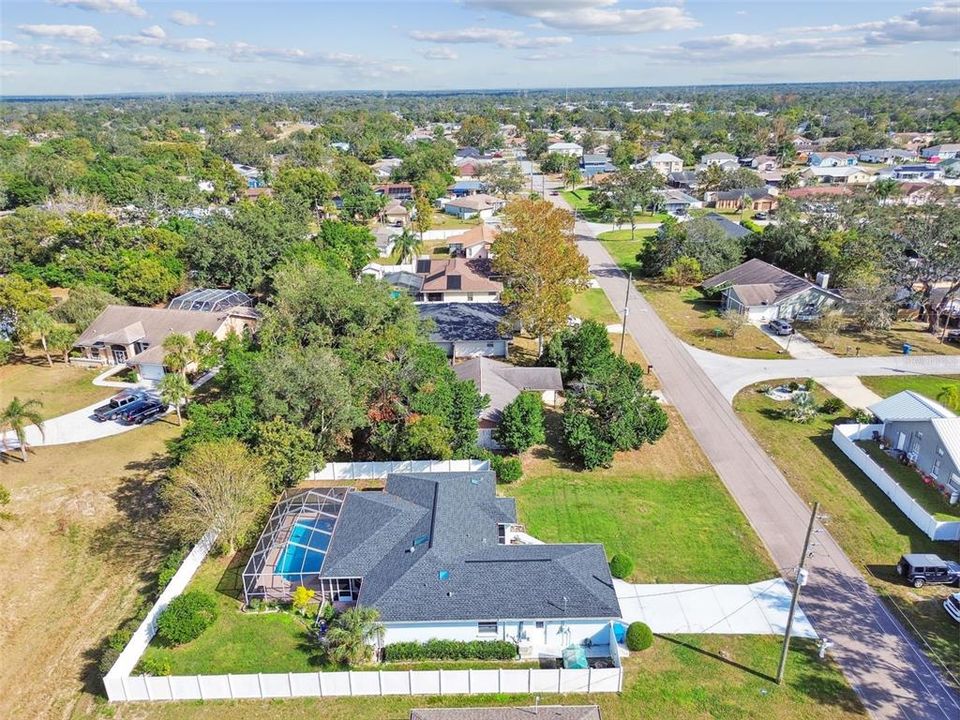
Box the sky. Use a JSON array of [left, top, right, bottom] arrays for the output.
[[0, 0, 957, 96]]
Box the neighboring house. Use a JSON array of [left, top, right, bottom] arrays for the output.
[[888, 164, 945, 181], [372, 158, 403, 180], [804, 166, 873, 185], [382, 200, 410, 227], [450, 180, 485, 197], [245, 470, 621, 655], [708, 188, 778, 212], [782, 185, 854, 201], [456, 147, 482, 160], [808, 152, 858, 167], [701, 151, 738, 166], [414, 257, 502, 303], [667, 170, 698, 191], [700, 212, 754, 241], [702, 257, 844, 322], [868, 391, 960, 499], [759, 170, 785, 187], [547, 142, 584, 158], [655, 188, 701, 216], [73, 304, 258, 381], [376, 183, 415, 201], [444, 194, 506, 220], [373, 226, 399, 258], [447, 224, 498, 259], [410, 707, 602, 720], [939, 157, 960, 178], [242, 186, 273, 201], [419, 302, 513, 358], [645, 152, 683, 176], [858, 148, 918, 164], [454, 357, 562, 449], [457, 162, 478, 178], [232, 163, 263, 188], [898, 182, 943, 206], [580, 154, 616, 179], [751, 155, 779, 171], [921, 144, 960, 160]]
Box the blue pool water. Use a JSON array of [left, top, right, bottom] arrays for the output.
[[275, 517, 335, 580]]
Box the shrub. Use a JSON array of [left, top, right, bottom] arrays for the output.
[[98, 647, 121, 676], [155, 591, 218, 646], [384, 639, 517, 662], [0, 339, 13, 365], [802, 378, 816, 391], [138, 655, 172, 676], [625, 622, 653, 651], [156, 546, 188, 593], [491, 454, 523, 484], [609, 554, 634, 579], [494, 392, 545, 453], [722, 309, 747, 338], [820, 397, 846, 415], [787, 381, 801, 391], [291, 585, 316, 614], [853, 408, 876, 424], [663, 256, 703, 287]]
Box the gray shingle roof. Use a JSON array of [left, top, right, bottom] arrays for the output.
[[701, 212, 754, 240], [455, 357, 562, 423], [419, 303, 512, 343], [702, 258, 813, 306], [320, 472, 620, 623]]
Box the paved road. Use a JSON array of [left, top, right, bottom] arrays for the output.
[[540, 179, 960, 718]]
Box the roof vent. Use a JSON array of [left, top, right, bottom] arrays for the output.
[[438, 570, 450, 581]]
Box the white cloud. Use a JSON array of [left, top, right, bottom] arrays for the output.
[[114, 33, 217, 52], [18, 24, 104, 45], [788, 1, 959, 44], [49, 0, 146, 18], [0, 40, 19, 53], [224, 42, 410, 78], [736, 10, 748, 16], [622, 33, 891, 63], [465, 0, 700, 34], [170, 10, 213, 27], [409, 27, 572, 48], [140, 25, 166, 39], [420, 46, 459, 60]]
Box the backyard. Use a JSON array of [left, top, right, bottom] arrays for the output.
[[637, 281, 783, 359], [796, 319, 960, 357], [734, 382, 960, 683]]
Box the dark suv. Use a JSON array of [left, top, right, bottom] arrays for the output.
[[896, 554, 960, 588], [92, 390, 147, 422]]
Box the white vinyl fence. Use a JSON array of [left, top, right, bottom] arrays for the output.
[[102, 458, 628, 704], [833, 424, 960, 541]]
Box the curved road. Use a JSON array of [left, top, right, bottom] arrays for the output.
[[545, 182, 959, 719]]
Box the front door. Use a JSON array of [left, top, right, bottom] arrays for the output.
[[111, 346, 127, 364], [896, 432, 906, 451]]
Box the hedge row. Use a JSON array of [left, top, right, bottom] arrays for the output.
[[384, 639, 517, 662]]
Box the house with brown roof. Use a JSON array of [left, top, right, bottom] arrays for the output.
[[382, 200, 410, 227], [702, 258, 844, 323], [73, 304, 257, 381], [447, 224, 499, 259], [414, 257, 502, 303]]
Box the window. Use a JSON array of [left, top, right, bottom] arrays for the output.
[[932, 449, 943, 478], [478, 621, 497, 635], [413, 534, 429, 546], [467, 293, 474, 302], [535, 621, 544, 629]]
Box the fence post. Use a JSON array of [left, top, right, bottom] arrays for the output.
[[348, 671, 353, 696], [167, 675, 174, 699], [498, 668, 502, 693], [378, 670, 383, 696], [257, 672, 263, 698], [468, 668, 472, 694], [408, 669, 413, 695], [227, 674, 234, 699], [439, 668, 443, 695], [318, 672, 324, 697], [588, 667, 593, 692], [556, 668, 561, 693], [197, 675, 204, 700], [287, 672, 293, 698]]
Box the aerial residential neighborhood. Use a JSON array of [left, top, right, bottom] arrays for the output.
[[1, 2, 959, 720]]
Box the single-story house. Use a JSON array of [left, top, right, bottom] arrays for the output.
[[454, 357, 562, 448], [581, 153, 611, 169], [921, 144, 960, 160], [667, 170, 698, 191], [938, 157, 960, 178], [444, 194, 505, 220], [447, 224, 498, 259], [419, 302, 513, 358], [700, 212, 754, 241], [455, 146, 482, 160], [701, 151, 738, 166], [708, 188, 778, 212], [410, 707, 602, 720], [73, 304, 258, 381], [382, 200, 410, 226], [702, 258, 844, 322], [808, 152, 858, 167], [655, 188, 700, 216], [751, 155, 779, 172], [782, 185, 854, 201], [547, 142, 583, 158], [232, 163, 263, 188], [372, 158, 403, 179], [449, 180, 485, 197], [868, 391, 960, 499], [375, 183, 415, 201], [804, 166, 873, 185], [242, 186, 273, 201], [373, 226, 400, 257], [889, 164, 944, 181], [645, 152, 683, 176], [457, 162, 478, 178], [858, 148, 918, 164], [413, 257, 502, 303]]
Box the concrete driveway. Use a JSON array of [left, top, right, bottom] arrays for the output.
[[614, 578, 817, 638]]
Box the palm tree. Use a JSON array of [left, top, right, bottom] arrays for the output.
[[1, 397, 45, 462], [324, 607, 383, 666], [162, 333, 195, 378], [159, 372, 192, 426], [871, 178, 900, 205], [23, 310, 56, 367], [938, 384, 960, 413], [191, 330, 219, 373], [563, 167, 583, 191], [394, 229, 423, 265], [779, 171, 801, 191]]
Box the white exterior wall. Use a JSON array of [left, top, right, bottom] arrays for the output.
[[382, 618, 614, 652], [453, 340, 507, 358], [436, 291, 500, 303]]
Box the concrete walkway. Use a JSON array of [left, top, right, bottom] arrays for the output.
[[544, 181, 960, 719], [614, 578, 817, 638]]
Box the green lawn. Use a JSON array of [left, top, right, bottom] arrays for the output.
[[855, 441, 960, 522], [560, 189, 668, 225], [569, 288, 620, 325], [0, 358, 113, 421], [795, 319, 960, 357], [860, 375, 960, 403], [599, 228, 653, 276], [734, 383, 960, 682]]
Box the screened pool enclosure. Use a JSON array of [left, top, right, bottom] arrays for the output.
[[168, 288, 253, 313], [242, 487, 360, 605]]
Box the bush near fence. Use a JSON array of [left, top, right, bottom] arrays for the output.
[[385, 639, 518, 662]]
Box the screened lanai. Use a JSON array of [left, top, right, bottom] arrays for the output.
[[242, 487, 353, 605], [168, 288, 253, 313]]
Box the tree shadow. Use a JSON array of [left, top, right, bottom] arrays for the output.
[[657, 634, 774, 683], [527, 409, 580, 471]]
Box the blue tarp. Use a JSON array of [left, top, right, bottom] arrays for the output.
[[562, 644, 588, 670]]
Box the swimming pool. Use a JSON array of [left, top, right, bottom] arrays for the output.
[[275, 516, 335, 580]]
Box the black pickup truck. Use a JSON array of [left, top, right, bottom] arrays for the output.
[[896, 554, 960, 588]]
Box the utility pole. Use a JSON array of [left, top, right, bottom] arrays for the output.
[[777, 501, 819, 685], [620, 272, 632, 356]]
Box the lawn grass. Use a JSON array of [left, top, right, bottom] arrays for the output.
[[795, 319, 960, 357], [0, 356, 114, 420], [860, 375, 960, 402], [637, 281, 783, 359], [569, 288, 620, 325], [560, 189, 668, 225], [734, 383, 960, 682], [855, 441, 960, 522]]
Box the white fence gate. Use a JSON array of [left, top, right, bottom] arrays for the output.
[[832, 424, 960, 541]]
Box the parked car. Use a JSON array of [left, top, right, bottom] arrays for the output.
[[92, 390, 147, 422], [945, 329, 960, 344], [896, 554, 960, 588], [120, 399, 166, 425], [133, 402, 168, 425], [753, 211, 768, 220], [767, 319, 794, 336], [945, 593, 960, 623]]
